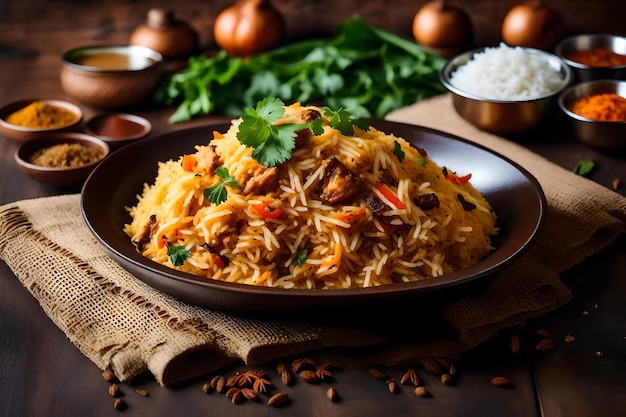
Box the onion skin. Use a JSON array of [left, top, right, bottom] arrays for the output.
[[214, 0, 285, 58], [501, 1, 564, 51], [412, 0, 473, 51]]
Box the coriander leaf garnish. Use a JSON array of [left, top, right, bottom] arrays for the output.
[[296, 246, 307, 266], [393, 140, 405, 162], [323, 106, 369, 136], [237, 97, 299, 167], [167, 245, 191, 266], [204, 166, 240, 205], [573, 159, 595, 177], [236, 98, 367, 167]]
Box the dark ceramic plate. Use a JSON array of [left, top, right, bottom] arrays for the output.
[[81, 120, 546, 315]]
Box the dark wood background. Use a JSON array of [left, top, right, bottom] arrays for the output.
[[2, 0, 625, 59]]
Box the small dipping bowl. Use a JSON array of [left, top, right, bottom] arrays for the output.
[[60, 45, 164, 108], [555, 34, 626, 82], [558, 79, 626, 149], [15, 133, 109, 186], [0, 99, 83, 143], [86, 113, 151, 149], [440, 46, 572, 135]]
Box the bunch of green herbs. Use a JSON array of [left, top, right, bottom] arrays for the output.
[[155, 16, 447, 123]]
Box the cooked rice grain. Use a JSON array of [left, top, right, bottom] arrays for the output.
[[124, 103, 497, 289]]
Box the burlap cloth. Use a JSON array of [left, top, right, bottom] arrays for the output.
[[2, 94, 626, 387]]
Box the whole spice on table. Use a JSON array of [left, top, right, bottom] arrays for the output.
[[568, 92, 626, 122], [6, 101, 79, 128], [29, 143, 103, 168]]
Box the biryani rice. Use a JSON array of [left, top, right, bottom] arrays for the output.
[[124, 103, 497, 289]]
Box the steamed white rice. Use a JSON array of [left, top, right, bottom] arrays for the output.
[[450, 43, 565, 100]]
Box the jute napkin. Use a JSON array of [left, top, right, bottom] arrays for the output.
[[1, 94, 625, 387]]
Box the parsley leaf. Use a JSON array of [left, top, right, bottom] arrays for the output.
[[393, 141, 405, 162], [167, 245, 191, 266], [573, 159, 595, 177], [204, 166, 240, 205], [296, 247, 307, 266]]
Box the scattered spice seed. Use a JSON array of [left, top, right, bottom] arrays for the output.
[[268, 392, 290, 407], [102, 369, 116, 382], [510, 334, 520, 353], [414, 386, 429, 397], [536, 329, 551, 338], [299, 369, 319, 383], [212, 375, 226, 393], [276, 362, 289, 375], [135, 388, 149, 397], [327, 386, 337, 401], [440, 373, 452, 385], [113, 398, 126, 410], [613, 178, 622, 190], [368, 368, 388, 380], [108, 383, 120, 398], [281, 370, 292, 386], [241, 388, 259, 400], [595, 351, 604, 357], [202, 382, 213, 394], [292, 358, 315, 373], [386, 379, 398, 393], [564, 335, 576, 343], [535, 338, 557, 352], [400, 369, 419, 386], [490, 376, 513, 388]]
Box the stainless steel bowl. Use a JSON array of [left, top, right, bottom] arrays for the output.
[[440, 47, 572, 135], [558, 79, 626, 149], [555, 34, 626, 82]]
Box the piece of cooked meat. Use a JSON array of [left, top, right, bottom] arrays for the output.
[[320, 156, 361, 205], [242, 165, 279, 195]]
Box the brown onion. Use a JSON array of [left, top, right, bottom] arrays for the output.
[[501, 1, 564, 51], [412, 0, 473, 54], [213, 0, 285, 58]]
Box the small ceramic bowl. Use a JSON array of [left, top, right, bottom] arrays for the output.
[[85, 113, 151, 149], [555, 34, 626, 82], [0, 99, 83, 143], [440, 46, 572, 135], [15, 133, 109, 186], [60, 45, 164, 108], [558, 79, 626, 149]]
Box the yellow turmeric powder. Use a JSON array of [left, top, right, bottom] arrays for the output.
[[568, 93, 626, 122], [6, 101, 79, 128]]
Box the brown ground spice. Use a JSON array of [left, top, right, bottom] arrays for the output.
[[29, 143, 103, 168]]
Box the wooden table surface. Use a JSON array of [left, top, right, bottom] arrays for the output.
[[1, 1, 625, 416]]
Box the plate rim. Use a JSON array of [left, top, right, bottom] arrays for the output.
[[81, 120, 547, 311]]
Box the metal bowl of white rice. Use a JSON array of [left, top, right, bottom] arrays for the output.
[[440, 44, 572, 135]]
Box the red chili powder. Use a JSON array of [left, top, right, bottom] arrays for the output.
[[92, 115, 146, 139], [563, 48, 626, 67]]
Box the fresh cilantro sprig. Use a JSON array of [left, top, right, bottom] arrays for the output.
[[323, 107, 369, 136], [204, 166, 240, 205], [237, 97, 368, 167], [167, 245, 191, 266]]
